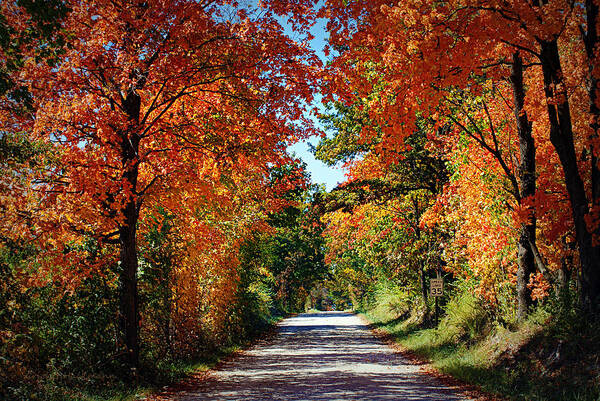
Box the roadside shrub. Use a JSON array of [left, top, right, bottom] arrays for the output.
[[363, 281, 412, 321], [440, 290, 493, 344]]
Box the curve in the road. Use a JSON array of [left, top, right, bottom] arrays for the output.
[[179, 311, 472, 401]]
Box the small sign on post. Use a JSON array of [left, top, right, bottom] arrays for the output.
[[430, 278, 444, 297]]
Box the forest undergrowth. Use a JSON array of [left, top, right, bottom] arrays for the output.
[[360, 285, 600, 401], [1, 275, 287, 401]]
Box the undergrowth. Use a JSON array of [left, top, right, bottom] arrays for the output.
[[362, 289, 600, 401], [7, 314, 284, 401]]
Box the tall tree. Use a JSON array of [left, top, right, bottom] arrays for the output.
[[316, 104, 448, 314], [323, 0, 599, 311], [2, 0, 320, 368]]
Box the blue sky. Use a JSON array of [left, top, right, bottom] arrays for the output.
[[281, 11, 347, 191]]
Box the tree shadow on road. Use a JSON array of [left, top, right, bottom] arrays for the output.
[[177, 312, 469, 400]]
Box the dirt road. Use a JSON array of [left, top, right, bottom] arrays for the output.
[[178, 311, 472, 400]]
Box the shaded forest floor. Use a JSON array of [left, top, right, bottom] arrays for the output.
[[360, 296, 600, 401]]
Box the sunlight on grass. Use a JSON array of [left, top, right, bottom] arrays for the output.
[[361, 292, 600, 401]]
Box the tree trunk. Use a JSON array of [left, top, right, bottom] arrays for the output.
[[419, 260, 429, 319], [120, 89, 142, 369], [558, 256, 571, 303], [510, 52, 537, 320], [119, 197, 139, 370], [539, 38, 600, 310], [583, 0, 600, 203], [164, 280, 173, 357], [554, 236, 573, 304], [583, 1, 600, 308]]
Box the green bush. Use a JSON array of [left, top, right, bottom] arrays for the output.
[[440, 291, 492, 344]]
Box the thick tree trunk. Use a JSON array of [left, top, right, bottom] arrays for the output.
[[119, 197, 139, 369], [539, 39, 600, 310], [557, 261, 569, 301], [584, 0, 600, 203], [583, 1, 600, 308], [120, 89, 142, 369], [510, 52, 537, 320]]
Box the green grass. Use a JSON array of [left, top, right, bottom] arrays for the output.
[[361, 293, 600, 401]]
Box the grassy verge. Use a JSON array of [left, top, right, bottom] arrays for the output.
[[361, 292, 600, 401], [27, 315, 285, 401]]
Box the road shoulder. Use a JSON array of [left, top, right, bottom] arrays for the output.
[[357, 312, 503, 401]]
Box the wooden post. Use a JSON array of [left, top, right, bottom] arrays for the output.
[[435, 268, 441, 326]]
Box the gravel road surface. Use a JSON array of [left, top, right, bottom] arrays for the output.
[[179, 311, 472, 400]]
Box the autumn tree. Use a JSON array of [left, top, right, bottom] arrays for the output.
[[2, 0, 320, 369], [316, 101, 448, 315], [322, 0, 600, 312], [0, 0, 69, 110]]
